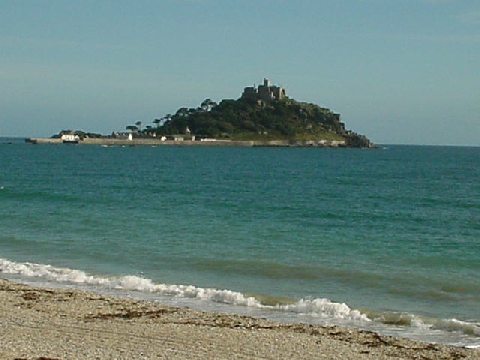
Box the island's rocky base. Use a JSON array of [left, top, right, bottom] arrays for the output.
[[1, 279, 477, 360], [25, 137, 372, 148]]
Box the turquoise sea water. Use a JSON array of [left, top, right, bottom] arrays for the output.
[[1, 138, 479, 348]]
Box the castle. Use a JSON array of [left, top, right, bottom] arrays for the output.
[[241, 78, 286, 101]]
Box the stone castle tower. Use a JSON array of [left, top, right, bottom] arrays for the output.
[[241, 78, 286, 101]]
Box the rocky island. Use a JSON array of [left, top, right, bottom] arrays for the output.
[[27, 78, 374, 148]]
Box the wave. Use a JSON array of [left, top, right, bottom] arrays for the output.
[[431, 318, 480, 336], [0, 186, 81, 204], [0, 258, 369, 322], [361, 309, 480, 340], [1, 257, 479, 342]]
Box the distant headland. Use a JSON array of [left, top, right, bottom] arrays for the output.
[[27, 78, 374, 148]]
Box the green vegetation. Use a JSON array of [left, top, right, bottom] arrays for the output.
[[52, 89, 372, 147], [146, 97, 372, 147]]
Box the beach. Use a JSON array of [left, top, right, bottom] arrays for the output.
[[1, 279, 478, 360]]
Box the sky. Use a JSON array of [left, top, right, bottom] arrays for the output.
[[1, 0, 479, 145]]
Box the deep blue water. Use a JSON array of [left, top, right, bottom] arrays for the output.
[[1, 138, 479, 347]]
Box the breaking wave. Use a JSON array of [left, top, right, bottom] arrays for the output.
[[0, 258, 368, 322], [1, 257, 479, 345]]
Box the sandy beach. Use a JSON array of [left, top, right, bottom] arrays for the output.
[[0, 279, 478, 360]]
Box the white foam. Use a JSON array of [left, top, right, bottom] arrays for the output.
[[1, 259, 108, 285], [275, 298, 370, 321], [432, 318, 480, 336], [0, 258, 366, 320], [2, 257, 479, 345], [112, 276, 262, 307]]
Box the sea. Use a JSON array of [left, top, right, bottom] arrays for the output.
[[1, 137, 479, 348]]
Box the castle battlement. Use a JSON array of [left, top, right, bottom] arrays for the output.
[[241, 78, 286, 101]]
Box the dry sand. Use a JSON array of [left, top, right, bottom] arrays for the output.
[[1, 279, 478, 360]]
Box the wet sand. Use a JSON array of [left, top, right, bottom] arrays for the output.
[[1, 279, 478, 359]]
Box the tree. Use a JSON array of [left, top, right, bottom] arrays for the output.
[[135, 121, 142, 131], [149, 95, 371, 145], [153, 119, 161, 128], [176, 108, 189, 117], [126, 125, 138, 132], [200, 98, 217, 112]]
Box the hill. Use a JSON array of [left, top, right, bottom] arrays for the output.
[[151, 79, 373, 147]]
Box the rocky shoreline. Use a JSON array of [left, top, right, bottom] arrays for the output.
[[25, 137, 357, 147], [1, 279, 478, 359]]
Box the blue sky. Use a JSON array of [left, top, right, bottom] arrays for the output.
[[1, 0, 479, 145]]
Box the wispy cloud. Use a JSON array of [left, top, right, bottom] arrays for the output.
[[458, 10, 480, 25], [367, 32, 480, 44], [422, 0, 453, 4], [429, 34, 480, 42], [414, 34, 480, 42], [0, 35, 128, 51]]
